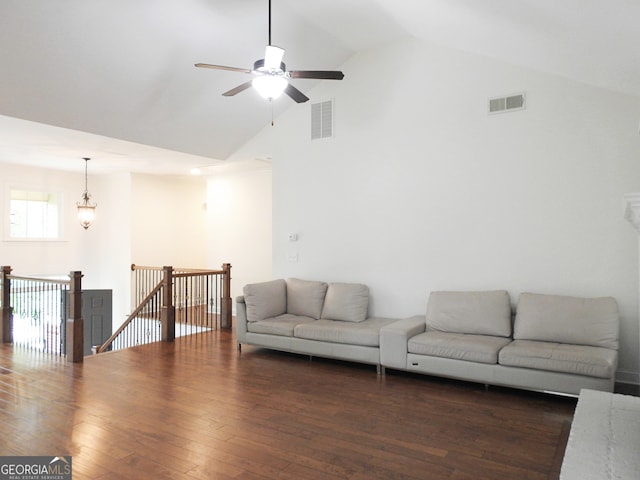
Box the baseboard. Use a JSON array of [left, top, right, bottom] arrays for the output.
[[615, 369, 640, 386]]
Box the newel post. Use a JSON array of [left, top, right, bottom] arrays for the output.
[[161, 266, 175, 342], [220, 263, 232, 329], [1, 266, 13, 344], [66, 271, 84, 363]]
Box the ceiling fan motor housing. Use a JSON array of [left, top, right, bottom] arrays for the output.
[[254, 59, 286, 75]]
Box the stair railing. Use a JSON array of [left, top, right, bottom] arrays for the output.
[[0, 266, 84, 363], [94, 263, 231, 354]]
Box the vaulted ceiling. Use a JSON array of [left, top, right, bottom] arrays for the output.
[[1, 0, 638, 174]]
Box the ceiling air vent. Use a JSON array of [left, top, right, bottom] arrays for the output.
[[311, 100, 333, 140], [489, 93, 525, 114]]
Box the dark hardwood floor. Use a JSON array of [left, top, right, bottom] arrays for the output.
[[0, 328, 577, 479]]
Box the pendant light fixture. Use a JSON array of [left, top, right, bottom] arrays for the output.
[[77, 157, 97, 229]]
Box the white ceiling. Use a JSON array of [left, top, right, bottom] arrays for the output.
[[1, 0, 638, 175]]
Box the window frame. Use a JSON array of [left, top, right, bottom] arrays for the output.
[[4, 184, 66, 242]]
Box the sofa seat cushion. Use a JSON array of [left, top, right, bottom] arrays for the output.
[[408, 331, 512, 364], [286, 278, 328, 319], [243, 279, 287, 322], [499, 340, 617, 379], [514, 293, 619, 349], [247, 314, 316, 337], [321, 283, 369, 322], [426, 290, 512, 337], [294, 318, 397, 347]]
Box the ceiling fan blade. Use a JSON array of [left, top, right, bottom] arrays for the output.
[[195, 63, 252, 74], [222, 81, 253, 97], [288, 70, 344, 80], [284, 83, 309, 103]]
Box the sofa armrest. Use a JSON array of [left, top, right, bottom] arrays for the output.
[[380, 315, 426, 369], [236, 295, 248, 343]]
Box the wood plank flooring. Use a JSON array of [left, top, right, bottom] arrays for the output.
[[0, 328, 576, 479]]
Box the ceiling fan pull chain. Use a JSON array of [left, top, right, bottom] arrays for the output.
[[271, 100, 275, 126]]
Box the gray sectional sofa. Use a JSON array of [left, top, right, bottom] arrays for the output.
[[381, 290, 619, 396], [236, 278, 399, 373], [236, 280, 620, 396]]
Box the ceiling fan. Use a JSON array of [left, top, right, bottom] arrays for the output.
[[195, 0, 344, 103]]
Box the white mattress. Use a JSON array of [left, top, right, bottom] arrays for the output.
[[560, 389, 640, 480]]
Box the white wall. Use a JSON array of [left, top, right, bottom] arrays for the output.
[[131, 174, 207, 268], [206, 167, 272, 303], [230, 38, 640, 382], [85, 172, 133, 326]]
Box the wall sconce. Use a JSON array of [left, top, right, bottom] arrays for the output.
[[77, 157, 97, 229]]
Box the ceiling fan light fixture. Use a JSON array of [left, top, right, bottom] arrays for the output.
[[252, 75, 288, 100], [194, 0, 343, 104]]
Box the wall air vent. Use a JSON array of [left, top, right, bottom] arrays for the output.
[[311, 99, 333, 140], [489, 93, 526, 114]]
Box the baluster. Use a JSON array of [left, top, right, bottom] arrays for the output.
[[217, 273, 222, 329], [28, 280, 33, 349], [38, 281, 43, 352]]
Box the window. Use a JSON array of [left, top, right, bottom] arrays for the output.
[[8, 189, 62, 240]]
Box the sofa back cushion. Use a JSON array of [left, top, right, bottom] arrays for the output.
[[243, 279, 287, 322], [286, 278, 328, 319], [514, 292, 619, 349], [321, 283, 369, 322], [426, 290, 512, 337]]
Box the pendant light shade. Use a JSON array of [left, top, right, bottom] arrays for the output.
[[77, 157, 97, 229]]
